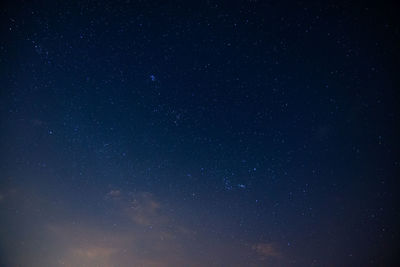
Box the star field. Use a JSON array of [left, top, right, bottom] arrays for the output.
[[0, 1, 399, 266]]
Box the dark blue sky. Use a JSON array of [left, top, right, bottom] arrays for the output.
[[1, 1, 399, 266]]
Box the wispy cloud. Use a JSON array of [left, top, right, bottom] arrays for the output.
[[106, 190, 168, 227], [126, 192, 167, 226], [107, 189, 121, 198], [40, 190, 197, 266], [253, 242, 281, 260], [1, 186, 284, 266]]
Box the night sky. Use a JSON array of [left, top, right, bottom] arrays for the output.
[[1, 1, 399, 266]]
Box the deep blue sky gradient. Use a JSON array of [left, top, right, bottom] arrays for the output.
[[1, 1, 399, 266]]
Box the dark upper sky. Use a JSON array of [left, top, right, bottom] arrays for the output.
[[0, 1, 399, 266]]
